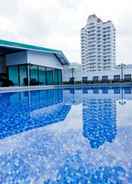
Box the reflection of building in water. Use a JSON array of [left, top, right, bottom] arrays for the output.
[[83, 92, 117, 148], [63, 88, 82, 105], [0, 89, 71, 139]]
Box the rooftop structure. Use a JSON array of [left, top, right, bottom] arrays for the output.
[[0, 39, 69, 86]]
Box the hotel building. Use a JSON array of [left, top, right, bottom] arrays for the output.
[[63, 15, 132, 83], [81, 14, 116, 72]]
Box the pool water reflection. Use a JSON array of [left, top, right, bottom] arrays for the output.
[[0, 87, 132, 183]]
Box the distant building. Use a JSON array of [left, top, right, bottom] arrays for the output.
[[62, 15, 132, 83], [63, 63, 82, 82], [81, 14, 116, 72], [63, 62, 132, 83]]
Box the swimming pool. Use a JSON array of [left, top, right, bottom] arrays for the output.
[[0, 86, 132, 183]]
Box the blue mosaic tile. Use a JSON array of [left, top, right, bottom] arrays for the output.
[[0, 87, 132, 183]]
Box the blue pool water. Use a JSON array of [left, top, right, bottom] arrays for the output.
[[0, 87, 132, 183]]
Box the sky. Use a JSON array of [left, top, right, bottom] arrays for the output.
[[0, 0, 131, 64]]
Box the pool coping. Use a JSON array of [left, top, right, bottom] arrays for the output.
[[0, 85, 58, 93], [0, 82, 132, 93]]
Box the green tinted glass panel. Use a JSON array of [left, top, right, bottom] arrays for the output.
[[46, 69, 53, 85], [30, 65, 38, 85], [58, 69, 62, 84], [53, 69, 58, 85], [8, 66, 19, 86], [19, 65, 28, 86], [38, 66, 46, 85]]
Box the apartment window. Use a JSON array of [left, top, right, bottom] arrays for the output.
[[82, 77, 88, 83], [124, 74, 131, 81], [102, 76, 108, 81], [19, 65, 28, 86], [93, 76, 99, 81], [114, 75, 120, 81]]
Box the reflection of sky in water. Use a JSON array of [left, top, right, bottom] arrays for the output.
[[0, 87, 132, 183]]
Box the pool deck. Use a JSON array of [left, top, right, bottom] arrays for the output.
[[0, 85, 57, 93], [0, 82, 132, 93]]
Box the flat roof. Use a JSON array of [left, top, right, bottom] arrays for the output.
[[0, 39, 69, 65]]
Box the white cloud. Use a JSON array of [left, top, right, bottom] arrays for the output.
[[0, 0, 131, 64]]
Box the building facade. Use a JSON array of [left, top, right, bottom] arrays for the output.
[[0, 40, 69, 86], [63, 63, 132, 83], [81, 14, 116, 72]]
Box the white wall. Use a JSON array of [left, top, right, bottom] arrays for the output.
[[84, 68, 132, 81], [5, 50, 64, 70], [6, 51, 27, 66], [63, 65, 132, 82], [83, 70, 119, 80], [27, 51, 63, 69]]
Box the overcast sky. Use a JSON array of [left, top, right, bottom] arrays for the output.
[[0, 0, 131, 64]]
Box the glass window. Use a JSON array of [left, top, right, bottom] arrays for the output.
[[114, 75, 120, 81], [57, 69, 62, 84], [93, 76, 99, 81], [38, 66, 46, 85], [82, 77, 88, 83], [30, 65, 39, 85], [46, 68, 53, 85], [53, 69, 59, 85], [102, 76, 108, 81], [8, 66, 19, 86], [8, 64, 62, 86], [19, 65, 28, 86], [124, 74, 131, 81]]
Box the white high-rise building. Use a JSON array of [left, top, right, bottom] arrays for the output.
[[81, 14, 116, 72]]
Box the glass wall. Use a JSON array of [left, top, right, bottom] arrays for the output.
[[30, 65, 39, 85], [58, 69, 62, 84], [38, 66, 46, 85], [46, 68, 53, 85], [19, 65, 28, 86], [53, 69, 59, 84], [8, 64, 62, 86], [8, 66, 19, 86]]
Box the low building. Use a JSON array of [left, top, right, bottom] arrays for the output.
[[82, 65, 132, 82], [63, 63, 132, 83], [0, 39, 69, 86]]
